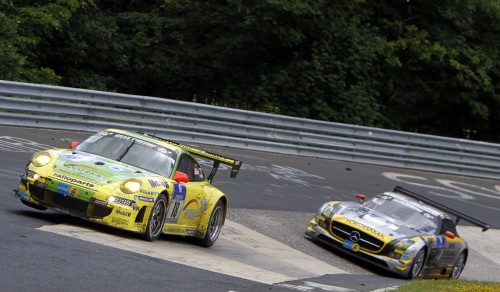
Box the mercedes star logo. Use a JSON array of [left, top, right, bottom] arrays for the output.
[[350, 231, 361, 242]]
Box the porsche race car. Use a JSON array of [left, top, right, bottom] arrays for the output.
[[306, 186, 490, 279], [14, 129, 242, 246]]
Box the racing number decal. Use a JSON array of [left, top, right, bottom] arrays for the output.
[[165, 184, 187, 223]]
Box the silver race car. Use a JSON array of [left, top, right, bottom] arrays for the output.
[[306, 186, 490, 279]]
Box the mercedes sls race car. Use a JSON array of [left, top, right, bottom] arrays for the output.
[[306, 186, 490, 279], [14, 129, 242, 246]]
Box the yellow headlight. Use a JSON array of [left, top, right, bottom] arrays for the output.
[[120, 179, 142, 194], [32, 152, 52, 167]]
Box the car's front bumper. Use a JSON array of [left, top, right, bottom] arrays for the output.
[[14, 174, 150, 234], [306, 220, 412, 278]]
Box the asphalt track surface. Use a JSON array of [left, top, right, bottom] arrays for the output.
[[1, 126, 499, 291]]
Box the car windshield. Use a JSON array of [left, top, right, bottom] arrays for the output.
[[75, 131, 177, 177], [364, 194, 439, 234]]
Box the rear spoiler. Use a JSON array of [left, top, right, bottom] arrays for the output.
[[393, 186, 490, 232], [143, 133, 242, 182]]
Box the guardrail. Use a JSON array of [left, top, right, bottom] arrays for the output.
[[1, 79, 500, 180]]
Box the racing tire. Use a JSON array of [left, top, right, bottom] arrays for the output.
[[408, 248, 426, 279], [144, 194, 167, 242], [198, 200, 225, 248], [450, 251, 467, 279]]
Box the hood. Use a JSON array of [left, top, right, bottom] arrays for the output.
[[52, 150, 159, 185], [336, 202, 422, 240]]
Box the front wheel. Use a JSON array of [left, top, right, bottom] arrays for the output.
[[198, 200, 225, 247], [408, 248, 426, 279], [450, 251, 466, 279], [144, 194, 167, 241]]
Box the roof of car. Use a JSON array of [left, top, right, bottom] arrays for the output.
[[382, 191, 444, 217]]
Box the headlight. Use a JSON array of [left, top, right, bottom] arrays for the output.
[[388, 239, 416, 259], [120, 179, 142, 194], [315, 202, 330, 220], [394, 239, 415, 250], [32, 152, 52, 167]]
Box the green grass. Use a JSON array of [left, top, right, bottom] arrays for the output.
[[394, 279, 500, 291]]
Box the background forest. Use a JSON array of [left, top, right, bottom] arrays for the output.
[[0, 0, 499, 142]]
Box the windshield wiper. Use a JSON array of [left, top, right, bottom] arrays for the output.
[[117, 140, 135, 161]]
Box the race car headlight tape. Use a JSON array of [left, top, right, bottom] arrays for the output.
[[120, 179, 142, 194], [388, 239, 416, 259], [32, 152, 52, 167]]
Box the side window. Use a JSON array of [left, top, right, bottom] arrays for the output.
[[177, 155, 192, 176], [192, 160, 205, 182], [439, 218, 458, 236], [177, 155, 205, 182]]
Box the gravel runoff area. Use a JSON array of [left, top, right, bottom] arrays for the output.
[[227, 208, 382, 276]]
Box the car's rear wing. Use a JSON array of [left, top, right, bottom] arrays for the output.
[[144, 133, 242, 182], [393, 186, 490, 232]]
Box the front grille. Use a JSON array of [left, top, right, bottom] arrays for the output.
[[29, 184, 45, 200], [317, 234, 389, 268], [331, 221, 385, 253], [28, 184, 112, 218]]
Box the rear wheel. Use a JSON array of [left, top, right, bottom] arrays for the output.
[[198, 200, 225, 247], [450, 251, 466, 279], [144, 194, 167, 241], [408, 249, 426, 279]]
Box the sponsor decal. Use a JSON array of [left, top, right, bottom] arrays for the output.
[[342, 239, 360, 252], [34, 180, 46, 188], [53, 173, 95, 188], [172, 184, 186, 200], [113, 197, 133, 206], [135, 195, 155, 202], [185, 230, 202, 237], [437, 236, 446, 249], [109, 165, 126, 172], [200, 198, 206, 212], [68, 186, 79, 197], [401, 252, 413, 260], [64, 164, 106, 181], [90, 197, 108, 206], [111, 217, 128, 226], [134, 223, 146, 232], [115, 209, 131, 217], [345, 219, 384, 239], [57, 183, 71, 196], [165, 184, 187, 223], [148, 179, 168, 188], [165, 227, 183, 234], [16, 190, 29, 199], [183, 209, 198, 219]]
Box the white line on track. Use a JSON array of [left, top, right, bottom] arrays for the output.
[[38, 219, 346, 285]]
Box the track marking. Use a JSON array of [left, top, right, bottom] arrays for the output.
[[38, 219, 346, 284]]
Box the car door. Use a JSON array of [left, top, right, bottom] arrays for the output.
[[426, 218, 463, 268], [164, 154, 206, 232]]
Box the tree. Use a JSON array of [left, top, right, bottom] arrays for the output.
[[373, 0, 500, 141]]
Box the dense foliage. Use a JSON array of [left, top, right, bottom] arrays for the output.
[[1, 0, 498, 141]]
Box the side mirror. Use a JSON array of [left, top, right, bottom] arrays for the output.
[[69, 141, 80, 149], [445, 231, 455, 239], [356, 194, 365, 204], [173, 171, 189, 183]]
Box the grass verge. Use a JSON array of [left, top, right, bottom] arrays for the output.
[[394, 279, 500, 291]]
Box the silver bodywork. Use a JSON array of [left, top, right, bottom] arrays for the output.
[[306, 190, 471, 279]]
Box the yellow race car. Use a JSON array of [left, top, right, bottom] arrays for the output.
[[14, 129, 242, 246], [306, 186, 490, 279]]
